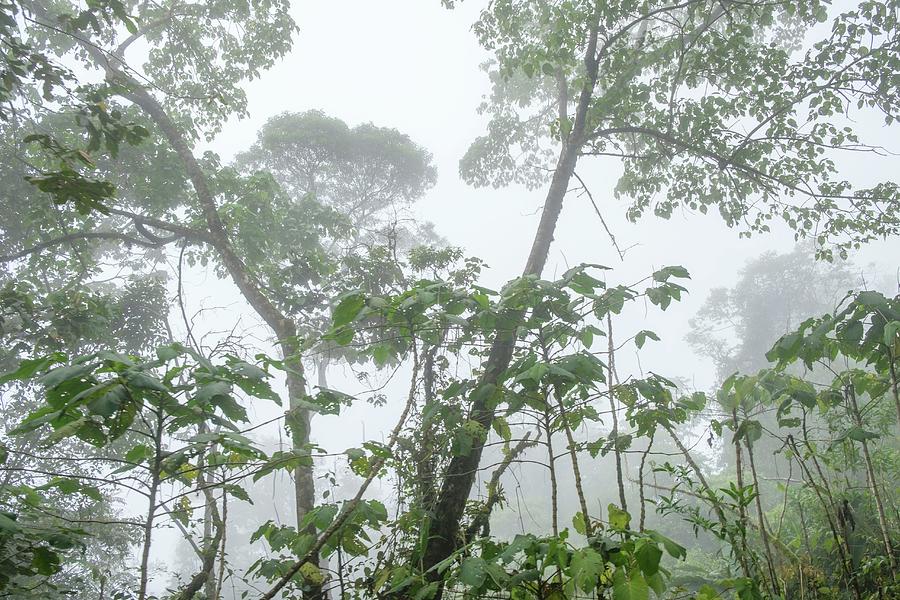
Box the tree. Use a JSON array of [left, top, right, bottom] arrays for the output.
[[236, 110, 438, 248], [2, 5, 445, 595], [1, 1, 899, 598], [0, 274, 168, 597], [419, 0, 900, 577], [688, 245, 858, 379]]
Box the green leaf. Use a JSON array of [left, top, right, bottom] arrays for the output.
[[646, 530, 687, 559], [156, 344, 184, 362], [333, 292, 366, 328], [31, 546, 60, 576], [39, 363, 95, 389], [499, 534, 533, 564], [571, 548, 605, 592], [229, 360, 268, 380], [196, 380, 232, 404], [124, 444, 153, 464], [123, 370, 168, 392], [86, 384, 128, 417], [492, 416, 511, 442], [608, 503, 631, 531], [842, 320, 863, 343], [573, 511, 587, 535], [652, 266, 690, 282], [0, 512, 20, 532], [846, 426, 880, 443], [635, 540, 662, 577], [0, 353, 65, 384], [635, 330, 660, 349], [459, 556, 487, 588], [613, 568, 649, 600], [738, 419, 763, 445]]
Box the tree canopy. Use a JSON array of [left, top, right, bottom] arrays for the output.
[[0, 1, 898, 600]]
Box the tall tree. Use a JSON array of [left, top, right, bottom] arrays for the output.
[[2, 6, 443, 595], [421, 0, 900, 576], [236, 110, 438, 248], [688, 245, 858, 379]]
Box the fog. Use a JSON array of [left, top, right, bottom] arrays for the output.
[[1, 1, 898, 600]]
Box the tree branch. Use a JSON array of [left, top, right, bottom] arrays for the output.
[[0, 231, 166, 263]]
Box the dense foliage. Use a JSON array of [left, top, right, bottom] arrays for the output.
[[0, 1, 897, 600]]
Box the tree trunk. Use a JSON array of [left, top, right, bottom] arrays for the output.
[[543, 406, 559, 537], [731, 408, 755, 578], [420, 17, 601, 576], [744, 436, 779, 593], [120, 77, 321, 598], [889, 355, 900, 432], [637, 431, 654, 532], [139, 407, 165, 600], [607, 314, 627, 511], [846, 385, 896, 576]]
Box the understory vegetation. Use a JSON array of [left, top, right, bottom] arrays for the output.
[[0, 1, 898, 599]]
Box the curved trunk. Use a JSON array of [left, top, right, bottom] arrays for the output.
[[117, 72, 321, 596], [421, 16, 601, 576]]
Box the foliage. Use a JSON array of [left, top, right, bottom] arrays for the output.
[[461, 0, 900, 258], [0, 1, 898, 599]]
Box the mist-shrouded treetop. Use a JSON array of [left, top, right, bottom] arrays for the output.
[[688, 245, 861, 379], [236, 110, 438, 248]]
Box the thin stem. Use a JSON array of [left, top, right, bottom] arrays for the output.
[[607, 314, 627, 511]]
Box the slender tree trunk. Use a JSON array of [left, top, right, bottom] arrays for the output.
[[889, 355, 900, 433], [416, 342, 441, 513], [543, 405, 559, 537], [203, 497, 216, 599], [215, 491, 227, 600], [198, 435, 217, 600], [797, 497, 812, 559], [744, 436, 779, 593], [337, 546, 346, 600], [115, 71, 322, 596], [550, 383, 592, 536], [317, 356, 329, 390], [638, 431, 654, 532], [607, 314, 627, 511], [731, 408, 754, 578], [139, 407, 165, 600], [846, 385, 896, 576], [420, 16, 601, 575]]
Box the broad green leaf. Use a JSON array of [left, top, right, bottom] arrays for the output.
[[570, 548, 605, 592], [635, 540, 662, 577], [459, 556, 487, 588], [608, 503, 631, 531], [613, 568, 649, 600], [333, 292, 366, 328]]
